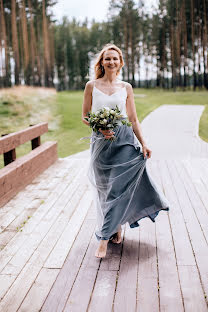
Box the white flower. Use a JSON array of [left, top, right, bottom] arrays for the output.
[[95, 111, 100, 116], [103, 111, 109, 117], [107, 124, 113, 127], [104, 107, 110, 111], [100, 114, 105, 118], [110, 110, 115, 115], [103, 119, 107, 124]]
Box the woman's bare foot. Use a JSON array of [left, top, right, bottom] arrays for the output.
[[111, 230, 122, 244], [95, 240, 109, 258]]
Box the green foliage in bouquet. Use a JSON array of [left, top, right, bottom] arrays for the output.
[[84, 105, 132, 134]]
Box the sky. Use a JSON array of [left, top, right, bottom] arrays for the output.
[[53, 0, 159, 23], [53, 0, 110, 22]]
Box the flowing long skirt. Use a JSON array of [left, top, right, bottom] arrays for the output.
[[88, 124, 169, 241]]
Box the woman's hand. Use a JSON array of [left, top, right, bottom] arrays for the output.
[[142, 145, 152, 159], [99, 128, 115, 140]]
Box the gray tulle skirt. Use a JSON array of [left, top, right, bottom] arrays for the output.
[[88, 124, 169, 241]]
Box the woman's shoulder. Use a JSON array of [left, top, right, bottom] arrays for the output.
[[120, 80, 133, 93], [117, 79, 132, 89], [85, 80, 95, 87], [123, 81, 132, 87], [84, 80, 96, 93]]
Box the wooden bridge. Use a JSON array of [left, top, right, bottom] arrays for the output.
[[0, 105, 208, 312]]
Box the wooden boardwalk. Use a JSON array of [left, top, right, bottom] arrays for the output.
[[0, 105, 208, 311]]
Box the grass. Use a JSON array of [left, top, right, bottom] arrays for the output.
[[0, 86, 207, 168], [45, 90, 92, 157]]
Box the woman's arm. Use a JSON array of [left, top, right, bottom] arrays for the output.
[[126, 83, 152, 158], [82, 81, 93, 126]]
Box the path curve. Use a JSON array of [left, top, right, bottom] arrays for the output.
[[67, 104, 208, 160], [142, 104, 208, 159]]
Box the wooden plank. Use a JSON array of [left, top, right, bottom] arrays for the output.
[[0, 161, 70, 253], [175, 161, 208, 244], [63, 235, 101, 311], [0, 204, 15, 214], [0, 212, 16, 233], [1, 170, 89, 276], [178, 265, 208, 312], [113, 224, 140, 311], [0, 141, 58, 208], [0, 274, 16, 300], [42, 211, 95, 312], [0, 208, 37, 249], [164, 161, 206, 311], [88, 270, 118, 312], [43, 188, 92, 269], [137, 218, 159, 312], [0, 262, 42, 312], [0, 160, 79, 273], [18, 268, 60, 312], [0, 122, 48, 154], [152, 159, 208, 311], [151, 160, 184, 312], [166, 160, 208, 302], [88, 225, 125, 312], [0, 230, 16, 251], [0, 184, 91, 311], [156, 160, 195, 266], [0, 163, 83, 298], [182, 159, 208, 214]]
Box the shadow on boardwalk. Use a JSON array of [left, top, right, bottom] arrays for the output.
[[0, 105, 208, 312]]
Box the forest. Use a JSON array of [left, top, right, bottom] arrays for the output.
[[0, 0, 208, 90]]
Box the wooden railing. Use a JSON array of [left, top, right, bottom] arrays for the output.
[[0, 122, 58, 207]]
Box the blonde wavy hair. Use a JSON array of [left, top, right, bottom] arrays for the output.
[[94, 44, 124, 79]]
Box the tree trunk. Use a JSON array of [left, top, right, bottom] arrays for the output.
[[202, 0, 208, 89], [28, 0, 36, 85], [123, 15, 129, 82], [49, 26, 55, 87], [0, 0, 10, 86], [161, 18, 166, 88], [191, 0, 197, 90], [175, 0, 182, 88], [170, 23, 176, 90], [42, 0, 51, 87], [137, 50, 141, 88], [11, 0, 20, 85], [129, 15, 135, 87], [20, 0, 30, 84], [197, 12, 202, 88], [0, 30, 3, 88], [182, 0, 188, 89], [35, 4, 42, 86]]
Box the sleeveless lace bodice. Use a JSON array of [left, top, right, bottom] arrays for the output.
[[91, 83, 128, 117]]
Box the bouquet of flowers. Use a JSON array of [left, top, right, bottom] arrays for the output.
[[84, 105, 131, 140]]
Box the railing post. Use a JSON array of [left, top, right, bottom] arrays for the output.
[[4, 149, 16, 166], [1, 134, 16, 166], [29, 124, 41, 150], [31, 137, 41, 149]]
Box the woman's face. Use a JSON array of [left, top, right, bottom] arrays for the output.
[[101, 50, 121, 74]]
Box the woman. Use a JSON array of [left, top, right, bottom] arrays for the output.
[[82, 44, 169, 258]]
